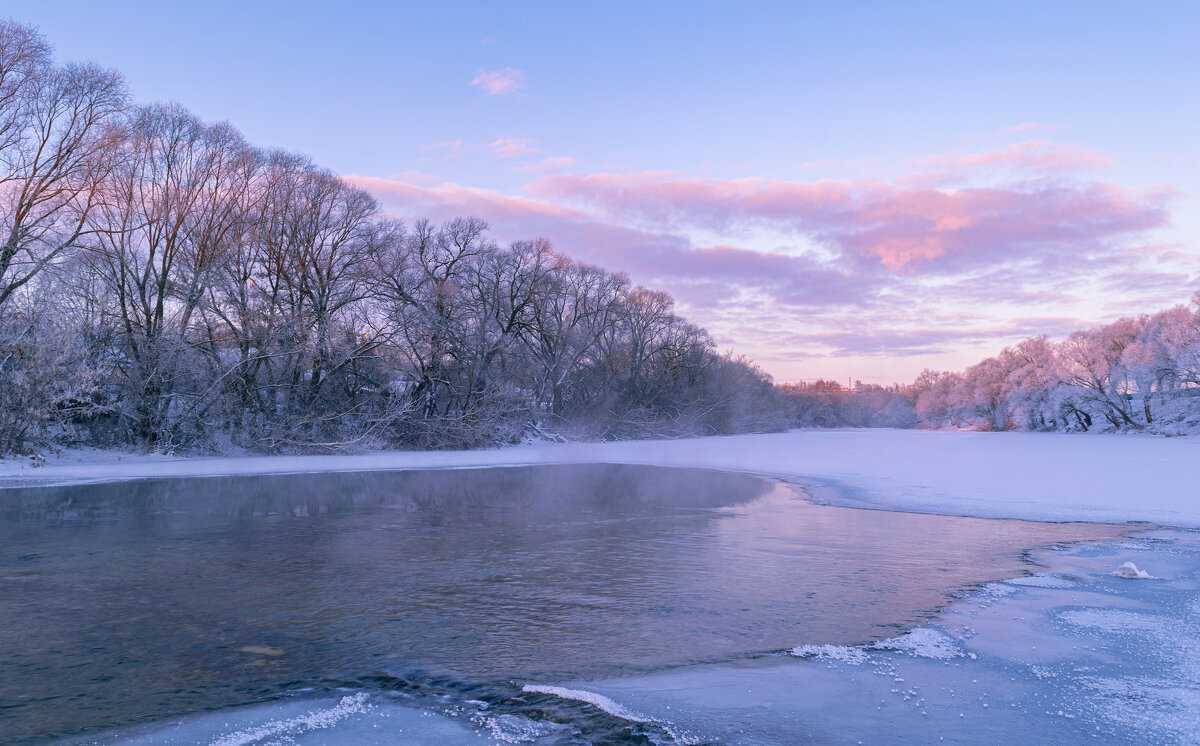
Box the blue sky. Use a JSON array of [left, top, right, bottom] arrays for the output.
[[13, 1, 1200, 382]]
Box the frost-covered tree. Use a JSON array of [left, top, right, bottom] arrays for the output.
[[87, 104, 256, 445], [910, 298, 1200, 434], [0, 21, 125, 309], [0, 19, 790, 455], [523, 257, 625, 417]]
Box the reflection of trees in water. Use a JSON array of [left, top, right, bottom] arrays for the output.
[[1, 464, 773, 523]]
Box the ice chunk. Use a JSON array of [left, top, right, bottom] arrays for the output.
[[789, 643, 869, 665], [1111, 561, 1156, 579], [1060, 608, 1163, 633], [521, 685, 652, 723], [208, 693, 369, 746], [99, 692, 490, 745], [470, 712, 567, 743], [981, 582, 1018, 597], [871, 628, 963, 659], [1006, 573, 1074, 589], [8, 430, 1200, 528]]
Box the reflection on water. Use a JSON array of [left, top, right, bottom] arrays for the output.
[[0, 464, 1121, 743]]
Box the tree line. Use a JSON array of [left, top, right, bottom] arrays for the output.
[[776, 297, 1200, 435], [779, 380, 916, 429], [0, 21, 787, 455], [911, 295, 1200, 434]]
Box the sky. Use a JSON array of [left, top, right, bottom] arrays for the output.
[[12, 1, 1199, 384]]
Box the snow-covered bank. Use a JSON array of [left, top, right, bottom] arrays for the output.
[[557, 530, 1200, 745], [2, 429, 1198, 526]]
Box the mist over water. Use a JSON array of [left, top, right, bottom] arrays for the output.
[[0, 465, 1120, 743]]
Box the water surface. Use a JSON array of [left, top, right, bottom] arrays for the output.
[[0, 464, 1123, 743]]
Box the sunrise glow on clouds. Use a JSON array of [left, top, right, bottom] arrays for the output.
[[349, 136, 1190, 382], [17, 2, 1195, 384]]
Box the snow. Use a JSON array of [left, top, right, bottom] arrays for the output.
[[21, 431, 1200, 744], [1111, 561, 1156, 579], [519, 685, 696, 744], [794, 628, 965, 664], [3, 429, 1199, 526], [1005, 573, 1076, 589], [469, 713, 568, 744], [551, 531, 1200, 744], [520, 685, 652, 723], [94, 691, 497, 745], [871, 628, 964, 659], [208, 693, 371, 746], [789, 643, 870, 665]]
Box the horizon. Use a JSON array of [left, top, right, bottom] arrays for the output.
[[8, 1, 1198, 384]]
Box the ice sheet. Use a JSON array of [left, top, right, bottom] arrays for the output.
[[548, 530, 1200, 745], [76, 692, 496, 745]]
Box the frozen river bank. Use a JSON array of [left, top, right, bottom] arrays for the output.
[[558, 530, 1200, 744], [5, 431, 1198, 743], [1, 464, 1127, 744], [3, 429, 1199, 526]]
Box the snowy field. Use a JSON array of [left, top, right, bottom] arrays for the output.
[[3, 429, 1199, 526]]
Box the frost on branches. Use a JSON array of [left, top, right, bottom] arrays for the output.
[[911, 294, 1200, 434], [0, 21, 787, 456]]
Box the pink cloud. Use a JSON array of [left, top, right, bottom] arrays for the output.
[[530, 171, 1170, 271], [490, 137, 540, 158], [344, 158, 1188, 383], [777, 317, 1086, 358], [917, 140, 1113, 173], [419, 137, 547, 162], [349, 167, 1173, 296], [345, 174, 878, 310], [471, 67, 524, 96], [379, 170, 441, 186], [345, 175, 577, 225], [422, 139, 470, 158]]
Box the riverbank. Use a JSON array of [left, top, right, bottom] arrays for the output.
[[2, 429, 1198, 526]]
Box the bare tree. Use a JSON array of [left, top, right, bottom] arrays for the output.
[[524, 257, 626, 416], [0, 19, 797, 454], [0, 21, 49, 157], [1058, 320, 1140, 429], [88, 104, 255, 444], [455, 236, 554, 417], [0, 21, 126, 308], [373, 216, 494, 424]]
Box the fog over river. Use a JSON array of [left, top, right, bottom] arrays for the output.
[[0, 464, 1136, 743]]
